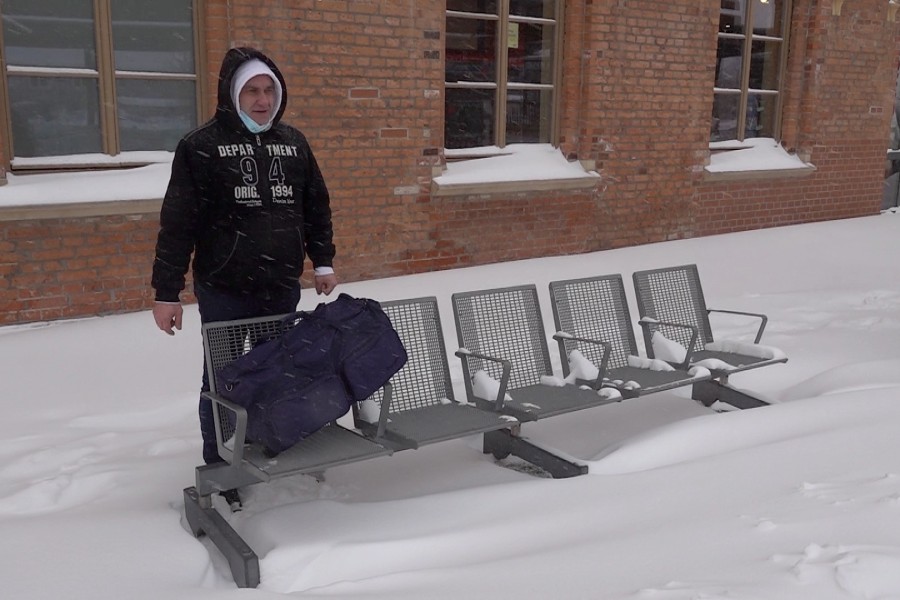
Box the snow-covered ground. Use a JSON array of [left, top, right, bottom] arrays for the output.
[[3, 213, 900, 599]]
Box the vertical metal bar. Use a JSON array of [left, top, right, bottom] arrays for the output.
[[550, 0, 563, 145], [497, 0, 510, 147], [95, 0, 120, 154], [773, 0, 793, 139], [0, 9, 13, 164], [193, 0, 210, 123], [737, 0, 754, 140]]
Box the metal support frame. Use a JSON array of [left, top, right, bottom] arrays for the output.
[[483, 429, 588, 478], [691, 379, 769, 410], [183, 487, 260, 588]]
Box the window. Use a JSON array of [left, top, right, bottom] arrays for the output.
[[0, 0, 202, 164], [444, 0, 560, 150], [712, 0, 790, 142]]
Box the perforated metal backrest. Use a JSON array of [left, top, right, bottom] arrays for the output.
[[452, 285, 553, 390], [202, 313, 298, 443], [371, 297, 455, 412], [549, 275, 637, 373], [632, 264, 714, 353], [203, 314, 296, 395]]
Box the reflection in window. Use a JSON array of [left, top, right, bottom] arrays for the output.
[[7, 77, 103, 157], [712, 0, 790, 142], [0, 0, 198, 160], [445, 0, 559, 149]]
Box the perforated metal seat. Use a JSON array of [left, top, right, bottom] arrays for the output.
[[632, 264, 787, 408], [549, 274, 710, 398], [362, 297, 514, 449], [452, 284, 615, 422]]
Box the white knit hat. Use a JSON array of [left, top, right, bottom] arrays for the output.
[[230, 58, 283, 125]]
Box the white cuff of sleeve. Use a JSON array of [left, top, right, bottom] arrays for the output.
[[155, 300, 181, 305], [314, 267, 335, 276]]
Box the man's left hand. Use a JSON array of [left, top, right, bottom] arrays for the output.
[[315, 273, 338, 295]]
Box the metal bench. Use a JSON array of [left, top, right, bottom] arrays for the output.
[[183, 296, 514, 588], [354, 297, 515, 449], [452, 284, 621, 478], [549, 274, 711, 399], [632, 264, 788, 409]]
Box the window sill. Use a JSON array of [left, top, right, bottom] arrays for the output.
[[432, 144, 601, 197], [0, 161, 169, 221], [0, 199, 162, 222], [702, 164, 817, 183], [704, 138, 816, 182]]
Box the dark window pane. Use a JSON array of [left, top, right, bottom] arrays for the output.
[[719, 0, 745, 34], [715, 38, 744, 89], [508, 22, 554, 85], [446, 0, 498, 14], [748, 93, 778, 138], [751, 0, 785, 37], [721, 0, 785, 36], [446, 17, 497, 83], [111, 0, 194, 73], [1, 0, 96, 69], [711, 92, 740, 141], [506, 88, 552, 144], [117, 79, 196, 151], [445, 88, 495, 149], [749, 39, 782, 91], [509, 0, 556, 19], [7, 76, 102, 157]]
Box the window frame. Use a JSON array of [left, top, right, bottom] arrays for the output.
[[712, 0, 792, 143], [444, 0, 563, 151], [0, 0, 206, 171]]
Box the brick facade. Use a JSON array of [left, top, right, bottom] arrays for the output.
[[1, 0, 898, 325]]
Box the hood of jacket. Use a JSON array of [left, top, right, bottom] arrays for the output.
[[216, 47, 288, 133]]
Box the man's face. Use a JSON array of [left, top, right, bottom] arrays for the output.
[[239, 74, 276, 125]]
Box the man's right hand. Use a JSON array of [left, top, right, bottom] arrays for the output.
[[153, 302, 183, 336]]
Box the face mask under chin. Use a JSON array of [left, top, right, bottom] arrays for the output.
[[239, 110, 271, 134]]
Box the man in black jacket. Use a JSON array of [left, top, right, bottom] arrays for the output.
[[151, 47, 337, 471]]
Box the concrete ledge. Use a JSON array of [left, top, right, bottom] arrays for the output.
[[0, 198, 162, 222], [432, 175, 600, 197], [702, 164, 817, 183]]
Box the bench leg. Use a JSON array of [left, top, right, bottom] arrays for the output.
[[692, 379, 769, 410], [484, 429, 588, 479], [183, 487, 260, 588]]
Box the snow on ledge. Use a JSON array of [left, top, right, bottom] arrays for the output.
[[0, 154, 173, 208], [706, 138, 814, 175], [434, 144, 600, 195]]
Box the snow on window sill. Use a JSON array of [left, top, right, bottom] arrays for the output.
[[0, 154, 171, 221], [10, 151, 173, 171], [703, 138, 816, 182], [432, 144, 600, 197]]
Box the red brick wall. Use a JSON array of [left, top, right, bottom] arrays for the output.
[[560, 0, 718, 249], [0, 214, 159, 325], [694, 0, 897, 236], [1, 0, 898, 325]]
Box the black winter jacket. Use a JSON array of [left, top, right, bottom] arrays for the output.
[[152, 47, 335, 302]]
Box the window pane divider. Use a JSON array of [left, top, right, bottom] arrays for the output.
[[509, 16, 555, 25], [6, 66, 100, 77], [445, 81, 498, 88], [751, 34, 783, 42], [507, 82, 554, 90], [114, 70, 197, 80], [446, 10, 500, 20]]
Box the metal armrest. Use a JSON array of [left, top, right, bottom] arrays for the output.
[[638, 319, 700, 370], [455, 348, 512, 411], [203, 391, 248, 465], [374, 382, 392, 439], [552, 332, 611, 390], [707, 308, 768, 343]]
